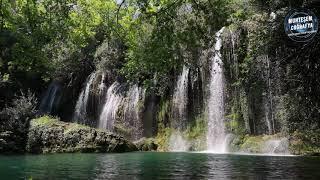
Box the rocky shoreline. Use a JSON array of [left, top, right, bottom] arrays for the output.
[[26, 116, 138, 153], [1, 116, 138, 154], [1, 116, 319, 156]]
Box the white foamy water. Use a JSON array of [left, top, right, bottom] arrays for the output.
[[170, 65, 190, 151], [73, 72, 96, 122], [172, 65, 189, 129], [123, 85, 145, 140], [168, 131, 190, 152], [206, 27, 227, 153], [263, 138, 290, 155], [39, 82, 61, 114], [98, 82, 123, 130]]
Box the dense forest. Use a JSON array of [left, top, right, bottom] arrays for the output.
[[0, 0, 319, 155]]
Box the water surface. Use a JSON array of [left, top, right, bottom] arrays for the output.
[[0, 152, 319, 179]]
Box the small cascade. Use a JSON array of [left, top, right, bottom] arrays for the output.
[[98, 73, 106, 96], [168, 131, 190, 152], [264, 101, 273, 135], [266, 55, 275, 135], [206, 27, 227, 153], [96, 80, 146, 139], [263, 138, 290, 155], [73, 72, 96, 123], [261, 55, 275, 135], [169, 65, 189, 151], [172, 65, 189, 129], [97, 73, 107, 112], [39, 82, 61, 114], [98, 82, 123, 131], [123, 85, 145, 140]]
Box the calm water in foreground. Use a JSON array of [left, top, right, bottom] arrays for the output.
[[0, 152, 320, 179]]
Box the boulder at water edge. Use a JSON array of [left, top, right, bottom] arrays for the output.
[[26, 116, 138, 153]]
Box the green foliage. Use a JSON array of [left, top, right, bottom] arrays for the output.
[[236, 134, 277, 153], [1, 0, 238, 99], [135, 137, 158, 151], [251, 0, 305, 10], [120, 0, 232, 92], [229, 0, 253, 23], [155, 127, 171, 151], [1, 0, 317, 148], [155, 98, 171, 151], [32, 115, 92, 134], [0, 90, 37, 153], [185, 115, 207, 140], [114, 123, 133, 139], [32, 115, 91, 134], [157, 99, 170, 130], [0, 90, 37, 132], [226, 115, 244, 134], [290, 130, 320, 155], [184, 115, 207, 151], [31, 115, 59, 127], [239, 135, 264, 153], [0, 0, 122, 106]]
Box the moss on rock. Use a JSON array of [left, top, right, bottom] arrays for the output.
[[289, 130, 320, 156], [134, 138, 158, 151], [155, 127, 172, 151], [230, 134, 291, 154], [26, 116, 138, 153]]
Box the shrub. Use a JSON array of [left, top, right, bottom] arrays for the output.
[[0, 90, 38, 132], [0, 90, 37, 153]]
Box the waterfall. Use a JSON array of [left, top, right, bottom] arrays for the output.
[[98, 82, 123, 131], [259, 55, 275, 135], [39, 82, 61, 114], [264, 101, 273, 135], [263, 138, 289, 155], [124, 85, 145, 140], [73, 72, 96, 123], [169, 65, 189, 151], [97, 81, 145, 139], [97, 73, 107, 111], [266, 55, 275, 134], [98, 73, 106, 95], [172, 65, 189, 129], [168, 131, 190, 152], [206, 27, 227, 153]]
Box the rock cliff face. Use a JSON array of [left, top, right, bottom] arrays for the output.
[[26, 116, 138, 153]]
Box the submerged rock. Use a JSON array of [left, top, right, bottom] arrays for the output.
[[26, 116, 138, 153]]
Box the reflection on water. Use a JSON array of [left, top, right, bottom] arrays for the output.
[[0, 152, 319, 179]]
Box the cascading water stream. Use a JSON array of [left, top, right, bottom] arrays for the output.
[[263, 138, 290, 155], [206, 27, 227, 153], [98, 82, 123, 131], [39, 82, 61, 114], [73, 72, 96, 123], [98, 73, 106, 96], [266, 55, 275, 135], [98, 82, 145, 139], [169, 65, 190, 151], [123, 85, 145, 140], [97, 73, 107, 113], [172, 65, 189, 129], [168, 131, 190, 152]]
